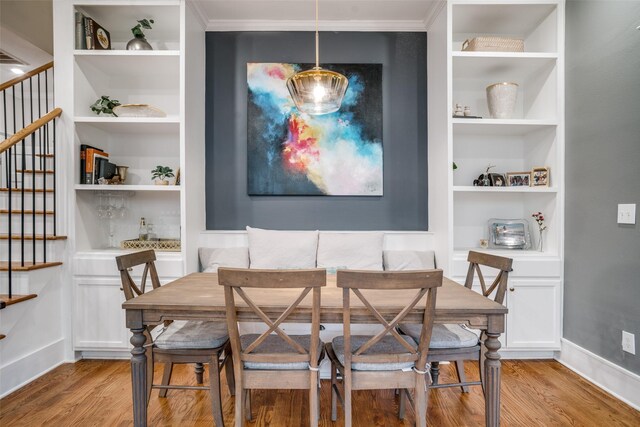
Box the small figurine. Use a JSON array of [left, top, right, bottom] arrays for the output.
[[464, 106, 471, 116], [453, 103, 464, 117]]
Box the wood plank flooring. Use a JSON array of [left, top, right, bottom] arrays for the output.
[[1, 360, 638, 426]]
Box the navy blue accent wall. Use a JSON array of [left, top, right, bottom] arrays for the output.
[[205, 31, 427, 230]]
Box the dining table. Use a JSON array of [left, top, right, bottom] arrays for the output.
[[123, 272, 508, 427]]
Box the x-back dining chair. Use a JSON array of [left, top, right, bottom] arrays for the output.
[[116, 249, 234, 426], [326, 269, 443, 427], [218, 267, 326, 427], [400, 250, 513, 393]]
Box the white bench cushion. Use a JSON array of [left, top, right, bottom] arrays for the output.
[[383, 250, 436, 270], [400, 323, 479, 349], [155, 320, 229, 350], [247, 226, 319, 269], [199, 247, 249, 272], [331, 335, 417, 371], [240, 334, 324, 370], [317, 232, 384, 271]]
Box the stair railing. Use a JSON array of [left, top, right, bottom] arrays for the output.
[[0, 62, 59, 299]]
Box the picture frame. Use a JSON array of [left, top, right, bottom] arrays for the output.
[[489, 173, 506, 187], [488, 218, 532, 249], [531, 167, 550, 187], [506, 171, 531, 187]]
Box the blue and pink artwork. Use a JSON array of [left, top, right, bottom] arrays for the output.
[[247, 63, 383, 196]]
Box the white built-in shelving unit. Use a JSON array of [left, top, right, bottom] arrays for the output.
[[429, 0, 565, 355], [55, 0, 206, 355]]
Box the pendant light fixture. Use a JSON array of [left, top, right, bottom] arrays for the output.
[[286, 0, 348, 115]]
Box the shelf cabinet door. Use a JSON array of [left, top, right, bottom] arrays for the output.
[[506, 279, 561, 349], [74, 277, 129, 351]]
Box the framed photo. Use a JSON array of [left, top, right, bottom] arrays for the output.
[[488, 218, 532, 249], [489, 173, 506, 187], [506, 171, 531, 187], [531, 167, 550, 187]]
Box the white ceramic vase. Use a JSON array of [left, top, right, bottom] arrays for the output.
[[486, 82, 518, 119]]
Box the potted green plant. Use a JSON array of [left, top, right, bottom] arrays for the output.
[[151, 165, 174, 185], [126, 18, 155, 50], [90, 95, 120, 116]]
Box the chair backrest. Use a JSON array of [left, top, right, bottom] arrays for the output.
[[464, 251, 513, 305], [218, 268, 326, 370], [115, 249, 162, 301], [337, 269, 442, 373]]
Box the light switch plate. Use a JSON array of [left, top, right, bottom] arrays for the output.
[[617, 204, 636, 225], [622, 331, 636, 354]]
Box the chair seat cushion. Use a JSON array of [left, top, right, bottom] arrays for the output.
[[154, 320, 229, 350], [240, 334, 324, 370], [400, 323, 479, 349], [331, 335, 417, 371]]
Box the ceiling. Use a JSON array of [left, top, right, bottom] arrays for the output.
[[191, 0, 442, 31]]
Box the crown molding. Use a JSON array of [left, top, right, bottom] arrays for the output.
[[205, 19, 427, 32], [187, 0, 209, 29], [424, 0, 446, 31]]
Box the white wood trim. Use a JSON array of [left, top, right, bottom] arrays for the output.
[[0, 339, 66, 398], [205, 19, 428, 32], [556, 339, 640, 410]]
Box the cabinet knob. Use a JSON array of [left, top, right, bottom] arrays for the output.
[[509, 287, 515, 292]]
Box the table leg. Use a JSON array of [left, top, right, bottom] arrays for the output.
[[130, 326, 148, 427], [484, 331, 501, 427]]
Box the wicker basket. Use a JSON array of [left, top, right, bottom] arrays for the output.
[[120, 239, 181, 252], [462, 37, 524, 52]]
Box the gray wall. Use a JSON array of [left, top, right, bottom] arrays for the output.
[[565, 0, 640, 374], [205, 32, 428, 230]]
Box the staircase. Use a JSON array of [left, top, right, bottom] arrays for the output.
[[0, 62, 64, 340]]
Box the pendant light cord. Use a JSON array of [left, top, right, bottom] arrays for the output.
[[315, 0, 319, 68]]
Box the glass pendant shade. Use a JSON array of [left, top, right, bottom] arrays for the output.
[[286, 0, 348, 115], [286, 67, 348, 115]]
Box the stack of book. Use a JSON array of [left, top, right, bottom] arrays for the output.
[[75, 11, 111, 50], [80, 145, 116, 184]]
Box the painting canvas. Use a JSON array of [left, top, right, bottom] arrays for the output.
[[247, 63, 383, 196]]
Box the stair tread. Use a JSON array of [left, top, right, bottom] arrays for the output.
[[16, 169, 55, 174], [0, 209, 54, 215], [34, 154, 54, 157], [0, 235, 67, 241], [0, 261, 63, 271], [0, 294, 37, 308], [0, 188, 54, 193]]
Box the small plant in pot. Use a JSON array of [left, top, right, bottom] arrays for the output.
[[127, 18, 155, 50], [90, 95, 120, 116], [151, 166, 174, 185]]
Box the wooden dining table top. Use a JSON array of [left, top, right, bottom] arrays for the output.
[[123, 272, 507, 327]]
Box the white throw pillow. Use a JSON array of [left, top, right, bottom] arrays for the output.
[[246, 226, 319, 269], [199, 247, 250, 272], [317, 232, 384, 271], [383, 250, 436, 271]]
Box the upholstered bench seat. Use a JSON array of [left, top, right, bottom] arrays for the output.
[[155, 320, 229, 350], [400, 323, 479, 349], [240, 334, 324, 370], [330, 335, 418, 371]]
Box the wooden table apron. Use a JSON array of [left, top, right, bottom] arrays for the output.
[[123, 273, 507, 427]]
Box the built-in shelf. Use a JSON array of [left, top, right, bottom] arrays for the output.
[[74, 116, 180, 134], [75, 184, 181, 192], [453, 52, 557, 81], [453, 248, 560, 259], [453, 186, 558, 193], [452, 118, 557, 135], [74, 50, 180, 56]]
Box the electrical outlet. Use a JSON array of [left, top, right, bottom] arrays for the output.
[[617, 204, 636, 225], [622, 331, 636, 355]]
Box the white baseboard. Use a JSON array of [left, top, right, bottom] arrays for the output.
[[0, 339, 66, 398], [556, 338, 640, 410], [78, 350, 131, 360]]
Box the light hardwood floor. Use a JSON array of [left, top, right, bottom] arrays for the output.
[[1, 360, 638, 426]]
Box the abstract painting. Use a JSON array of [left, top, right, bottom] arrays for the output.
[[247, 63, 382, 196]]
